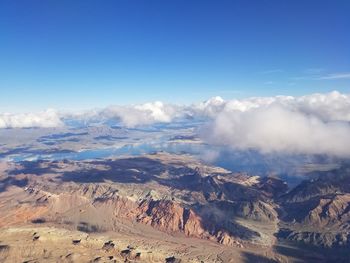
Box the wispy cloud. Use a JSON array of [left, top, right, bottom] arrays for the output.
[[289, 76, 307, 81], [318, 72, 350, 80], [291, 70, 350, 81], [260, 69, 284, 74], [304, 68, 325, 74]]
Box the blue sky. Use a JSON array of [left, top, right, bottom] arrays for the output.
[[0, 0, 349, 111]]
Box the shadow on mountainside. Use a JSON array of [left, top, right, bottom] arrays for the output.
[[273, 240, 350, 263], [0, 176, 28, 192], [241, 252, 278, 263], [4, 157, 267, 241], [9, 160, 62, 176]]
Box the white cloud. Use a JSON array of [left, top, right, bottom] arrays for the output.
[[1, 91, 350, 158], [192, 96, 225, 118], [318, 72, 350, 80], [304, 68, 324, 74], [202, 91, 350, 157], [296, 91, 350, 122], [0, 109, 63, 128], [101, 101, 180, 127], [260, 69, 284, 74]]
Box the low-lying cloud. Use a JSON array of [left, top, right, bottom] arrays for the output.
[[101, 101, 180, 127], [204, 104, 350, 157], [0, 109, 63, 128], [202, 91, 350, 157], [1, 90, 350, 157]]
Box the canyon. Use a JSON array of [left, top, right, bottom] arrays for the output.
[[1, 153, 349, 262]]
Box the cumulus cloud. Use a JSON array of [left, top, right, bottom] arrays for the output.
[[192, 96, 226, 118], [58, 101, 183, 128], [1, 91, 350, 158], [197, 91, 350, 121], [101, 101, 181, 127], [0, 109, 63, 128], [295, 91, 350, 122], [202, 91, 350, 157]]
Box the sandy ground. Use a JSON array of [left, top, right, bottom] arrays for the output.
[[0, 225, 286, 263]]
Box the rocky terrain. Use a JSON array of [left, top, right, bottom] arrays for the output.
[[278, 166, 350, 252], [0, 153, 349, 262]]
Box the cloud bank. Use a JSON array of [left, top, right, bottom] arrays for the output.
[[202, 91, 350, 157], [1, 90, 350, 157], [204, 104, 350, 157], [0, 109, 63, 128], [101, 101, 180, 127]]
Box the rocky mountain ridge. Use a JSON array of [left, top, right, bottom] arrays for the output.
[[1, 153, 350, 262]]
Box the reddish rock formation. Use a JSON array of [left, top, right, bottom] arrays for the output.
[[136, 199, 207, 239]]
